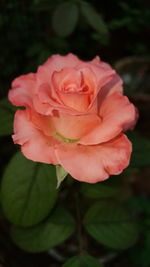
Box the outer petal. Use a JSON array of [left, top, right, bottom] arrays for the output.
[[43, 53, 83, 70], [88, 57, 123, 106], [80, 92, 136, 145], [56, 134, 132, 183], [33, 83, 63, 115], [97, 74, 123, 107], [36, 53, 83, 86], [13, 109, 59, 164], [8, 73, 36, 107]]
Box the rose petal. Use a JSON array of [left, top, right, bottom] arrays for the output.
[[56, 134, 132, 183], [8, 73, 36, 107], [35, 56, 115, 114], [52, 112, 101, 140], [75, 63, 115, 106], [80, 92, 136, 145], [36, 53, 83, 86], [33, 83, 63, 115], [13, 109, 59, 164], [97, 74, 123, 108]]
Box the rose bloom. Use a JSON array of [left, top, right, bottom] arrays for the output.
[[8, 54, 137, 183]]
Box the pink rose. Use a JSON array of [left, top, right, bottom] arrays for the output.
[[8, 54, 137, 183]]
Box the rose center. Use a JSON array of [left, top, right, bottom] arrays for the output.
[[63, 83, 89, 93], [54, 132, 79, 143]]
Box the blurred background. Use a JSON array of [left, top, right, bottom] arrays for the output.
[[0, 0, 150, 266]]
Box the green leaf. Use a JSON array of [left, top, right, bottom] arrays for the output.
[[56, 165, 68, 188], [0, 98, 17, 136], [127, 196, 150, 215], [127, 131, 150, 167], [11, 206, 75, 252], [81, 182, 119, 199], [52, 2, 79, 37], [130, 233, 150, 267], [80, 2, 109, 38], [1, 152, 58, 227], [62, 254, 104, 267], [84, 201, 139, 250]]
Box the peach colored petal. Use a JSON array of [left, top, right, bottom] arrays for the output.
[[56, 134, 132, 183], [106, 74, 123, 95], [52, 112, 101, 140], [52, 67, 97, 111], [33, 83, 63, 115], [33, 85, 88, 116], [33, 82, 98, 116], [8, 73, 36, 107], [52, 68, 82, 91], [97, 74, 123, 108], [33, 94, 54, 115], [57, 94, 90, 112], [90, 55, 101, 64], [13, 110, 59, 164], [27, 109, 55, 137], [36, 53, 83, 86], [43, 53, 83, 69], [36, 58, 115, 114], [80, 92, 136, 145], [77, 60, 115, 86]]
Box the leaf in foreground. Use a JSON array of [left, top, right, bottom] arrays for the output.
[[84, 201, 139, 249], [1, 152, 58, 227], [62, 254, 104, 267], [81, 182, 119, 199], [11, 206, 75, 252]]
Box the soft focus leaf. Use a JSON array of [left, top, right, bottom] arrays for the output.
[[62, 254, 104, 267], [127, 196, 150, 215], [0, 98, 16, 136], [1, 152, 58, 227], [115, 57, 150, 94], [52, 2, 79, 37], [81, 182, 119, 199], [80, 2, 109, 38], [84, 201, 139, 249], [127, 131, 150, 167], [56, 165, 68, 188], [11, 206, 75, 252], [130, 233, 150, 267]]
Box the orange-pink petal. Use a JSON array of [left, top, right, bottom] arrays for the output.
[[80, 92, 136, 145], [56, 134, 132, 183], [13, 109, 59, 164], [52, 112, 101, 140], [8, 73, 36, 107]]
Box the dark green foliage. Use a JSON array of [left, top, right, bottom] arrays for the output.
[[1, 152, 58, 226], [0, 98, 17, 136], [81, 182, 120, 199], [62, 254, 104, 267], [52, 1, 79, 37], [84, 201, 139, 249], [11, 206, 75, 252], [127, 132, 150, 167]]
